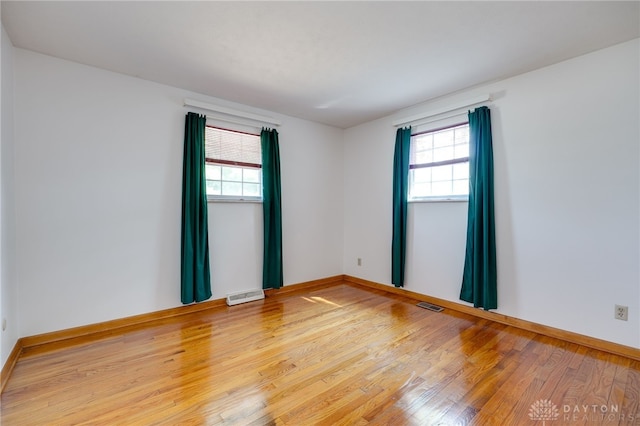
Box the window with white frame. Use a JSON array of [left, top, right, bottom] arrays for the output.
[[409, 123, 469, 200], [204, 126, 262, 201]]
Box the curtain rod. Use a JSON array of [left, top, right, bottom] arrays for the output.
[[392, 94, 492, 128], [184, 98, 281, 127]]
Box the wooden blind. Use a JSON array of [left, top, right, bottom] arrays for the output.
[[205, 126, 261, 168]]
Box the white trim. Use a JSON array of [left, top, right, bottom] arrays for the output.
[[184, 98, 281, 127], [409, 196, 469, 203], [393, 94, 492, 128], [207, 195, 263, 204], [204, 114, 265, 134], [412, 115, 469, 136], [410, 111, 469, 132]]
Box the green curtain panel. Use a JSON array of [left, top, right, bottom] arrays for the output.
[[181, 112, 212, 304], [392, 127, 412, 287], [261, 128, 283, 290], [460, 106, 497, 310]]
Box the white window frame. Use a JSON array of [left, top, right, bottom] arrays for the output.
[[204, 125, 263, 203], [408, 121, 470, 203]]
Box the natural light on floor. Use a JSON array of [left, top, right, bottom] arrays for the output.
[[300, 296, 342, 308]]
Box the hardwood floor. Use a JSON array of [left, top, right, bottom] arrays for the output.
[[2, 283, 640, 425]]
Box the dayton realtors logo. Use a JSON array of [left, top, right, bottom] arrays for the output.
[[562, 403, 636, 422], [529, 400, 638, 423]]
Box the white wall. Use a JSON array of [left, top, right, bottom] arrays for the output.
[[344, 39, 640, 348], [279, 119, 344, 285], [13, 49, 344, 337], [1, 23, 18, 367]]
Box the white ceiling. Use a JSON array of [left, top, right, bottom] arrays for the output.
[[2, 1, 639, 128]]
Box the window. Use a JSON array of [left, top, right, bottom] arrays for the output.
[[409, 123, 469, 200], [204, 126, 262, 201]]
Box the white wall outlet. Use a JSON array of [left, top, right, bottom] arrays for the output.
[[2, 318, 6, 331], [615, 305, 628, 321], [357, 258, 362, 266]]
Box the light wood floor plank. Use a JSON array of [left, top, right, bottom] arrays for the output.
[[2, 283, 640, 425]]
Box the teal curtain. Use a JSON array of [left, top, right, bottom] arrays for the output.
[[392, 127, 411, 287], [261, 128, 283, 289], [181, 112, 212, 304], [460, 106, 497, 310]]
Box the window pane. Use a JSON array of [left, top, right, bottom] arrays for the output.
[[243, 168, 261, 184], [204, 127, 264, 200], [413, 168, 431, 183], [415, 150, 432, 164], [452, 179, 469, 195], [243, 183, 260, 197], [433, 147, 454, 162], [412, 182, 430, 198], [432, 164, 453, 182], [410, 134, 432, 165], [222, 181, 242, 196], [414, 135, 432, 150], [454, 143, 469, 159], [205, 164, 221, 181], [206, 180, 221, 195], [432, 180, 453, 196], [454, 126, 468, 143], [453, 163, 469, 180], [409, 123, 469, 199], [433, 130, 454, 148], [222, 166, 242, 182]]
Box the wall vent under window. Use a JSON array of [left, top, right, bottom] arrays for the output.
[[226, 289, 265, 306]]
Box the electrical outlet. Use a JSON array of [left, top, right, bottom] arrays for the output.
[[1, 318, 5, 331], [615, 305, 628, 321], [357, 258, 362, 266]]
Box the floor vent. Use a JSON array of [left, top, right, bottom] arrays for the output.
[[226, 289, 265, 306], [417, 301, 444, 312]]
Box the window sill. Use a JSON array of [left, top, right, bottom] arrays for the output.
[[409, 196, 468, 203], [207, 197, 263, 204]]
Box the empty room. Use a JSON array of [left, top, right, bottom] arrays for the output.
[[1, 1, 639, 425]]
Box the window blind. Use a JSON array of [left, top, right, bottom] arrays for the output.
[[205, 126, 261, 168], [409, 123, 469, 167]]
